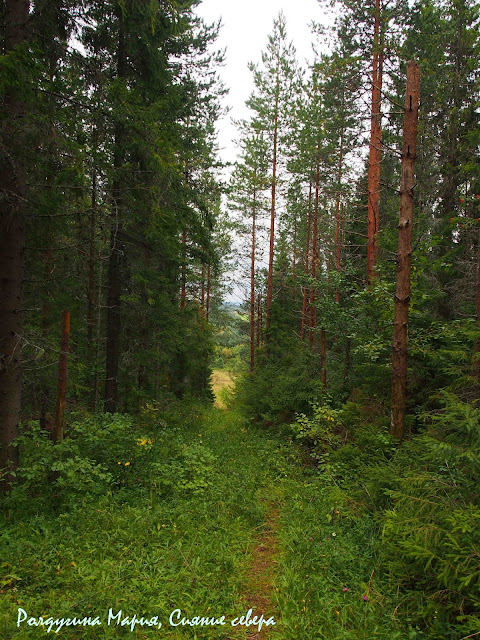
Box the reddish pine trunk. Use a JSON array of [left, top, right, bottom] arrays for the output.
[[250, 188, 257, 371], [309, 158, 320, 348], [367, 0, 383, 283], [390, 61, 420, 441], [54, 311, 71, 443], [0, 0, 29, 485], [265, 69, 280, 344], [301, 180, 313, 340]]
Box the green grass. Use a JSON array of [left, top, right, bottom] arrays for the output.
[[1, 405, 423, 639], [210, 370, 236, 409], [273, 472, 422, 640], [0, 408, 286, 639]]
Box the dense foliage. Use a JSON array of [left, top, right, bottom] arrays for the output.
[[1, 1, 480, 639]]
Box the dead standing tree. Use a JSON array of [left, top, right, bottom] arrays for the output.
[[390, 61, 420, 440]]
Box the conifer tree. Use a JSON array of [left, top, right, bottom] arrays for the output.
[[246, 12, 301, 343]]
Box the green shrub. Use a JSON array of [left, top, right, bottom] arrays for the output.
[[381, 393, 480, 637], [151, 442, 217, 496]]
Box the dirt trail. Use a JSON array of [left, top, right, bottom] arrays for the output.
[[230, 497, 280, 640]]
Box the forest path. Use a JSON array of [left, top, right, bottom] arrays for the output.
[[211, 369, 282, 637], [238, 495, 281, 640]]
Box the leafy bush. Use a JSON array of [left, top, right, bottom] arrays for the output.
[[151, 442, 217, 496], [289, 402, 342, 465], [7, 422, 113, 510]]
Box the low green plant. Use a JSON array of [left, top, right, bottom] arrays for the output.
[[381, 392, 480, 638]]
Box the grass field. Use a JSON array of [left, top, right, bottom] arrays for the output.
[[211, 369, 236, 408]]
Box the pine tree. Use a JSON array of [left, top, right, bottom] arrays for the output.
[[246, 12, 301, 344]]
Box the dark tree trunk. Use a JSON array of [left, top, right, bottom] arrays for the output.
[[104, 14, 126, 414], [301, 180, 313, 340], [474, 239, 480, 381], [257, 294, 261, 348], [201, 264, 205, 315], [0, 0, 29, 486], [104, 223, 123, 413], [180, 229, 187, 310], [54, 311, 71, 443], [87, 128, 98, 348], [390, 61, 420, 441], [320, 328, 327, 387], [206, 264, 211, 324], [367, 0, 383, 283], [335, 109, 345, 303], [344, 337, 351, 385], [250, 188, 256, 372], [309, 157, 320, 348]]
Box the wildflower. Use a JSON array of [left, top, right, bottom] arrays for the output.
[[362, 595, 368, 601], [332, 532, 336, 537], [460, 198, 464, 203], [342, 587, 349, 592], [308, 537, 313, 541], [336, 611, 340, 616], [124, 462, 130, 466], [117, 461, 121, 465]]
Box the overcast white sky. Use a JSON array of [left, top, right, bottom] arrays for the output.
[[195, 0, 330, 167]]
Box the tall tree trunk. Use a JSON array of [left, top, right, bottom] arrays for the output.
[[87, 127, 98, 348], [309, 157, 320, 348], [265, 66, 280, 344], [206, 264, 211, 324], [344, 337, 351, 385], [201, 264, 205, 315], [104, 14, 126, 414], [474, 237, 480, 381], [250, 188, 257, 371], [367, 0, 383, 283], [104, 222, 122, 413], [257, 293, 261, 348], [390, 61, 420, 441], [180, 229, 187, 310], [94, 252, 104, 414], [0, 0, 29, 485], [292, 210, 297, 287], [320, 328, 327, 387], [54, 311, 71, 443], [335, 105, 345, 303], [301, 180, 313, 340]]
